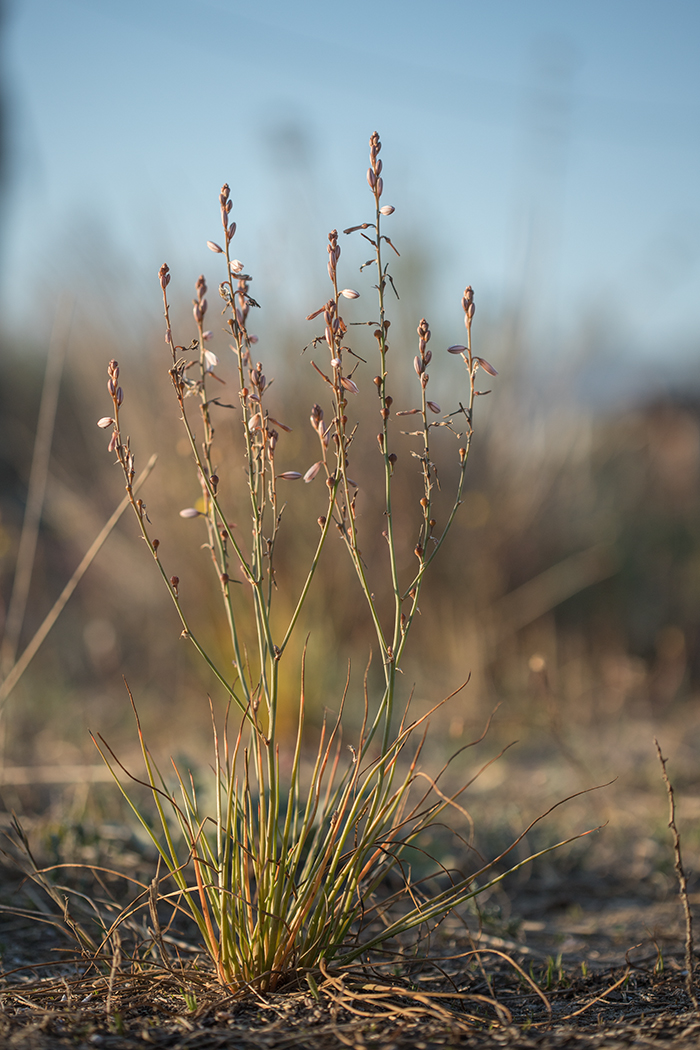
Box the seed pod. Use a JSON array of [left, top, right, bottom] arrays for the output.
[[388, 453, 397, 466]]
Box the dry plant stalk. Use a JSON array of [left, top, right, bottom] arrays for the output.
[[88, 133, 589, 994], [654, 738, 698, 1010]]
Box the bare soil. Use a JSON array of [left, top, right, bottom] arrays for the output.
[[2, 857, 700, 1050]]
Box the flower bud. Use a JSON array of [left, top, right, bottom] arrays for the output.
[[475, 356, 498, 376], [278, 471, 302, 480], [427, 401, 441, 414], [207, 241, 223, 253], [379, 205, 395, 215], [340, 289, 360, 299], [447, 345, 468, 354], [367, 168, 376, 189], [97, 416, 114, 429], [179, 508, 200, 518], [340, 377, 359, 394], [304, 461, 323, 483]]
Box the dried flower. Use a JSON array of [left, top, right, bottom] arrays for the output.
[[230, 260, 244, 274], [203, 350, 219, 372]]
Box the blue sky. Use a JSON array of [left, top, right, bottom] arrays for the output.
[[2, 0, 700, 369]]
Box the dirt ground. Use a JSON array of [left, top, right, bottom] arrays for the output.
[[2, 714, 700, 1049], [2, 854, 700, 1049]]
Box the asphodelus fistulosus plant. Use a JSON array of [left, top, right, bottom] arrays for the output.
[[93, 132, 588, 994]]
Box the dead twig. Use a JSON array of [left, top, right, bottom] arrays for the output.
[[655, 738, 698, 1011]]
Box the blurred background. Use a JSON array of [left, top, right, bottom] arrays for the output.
[[1, 0, 700, 886]]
